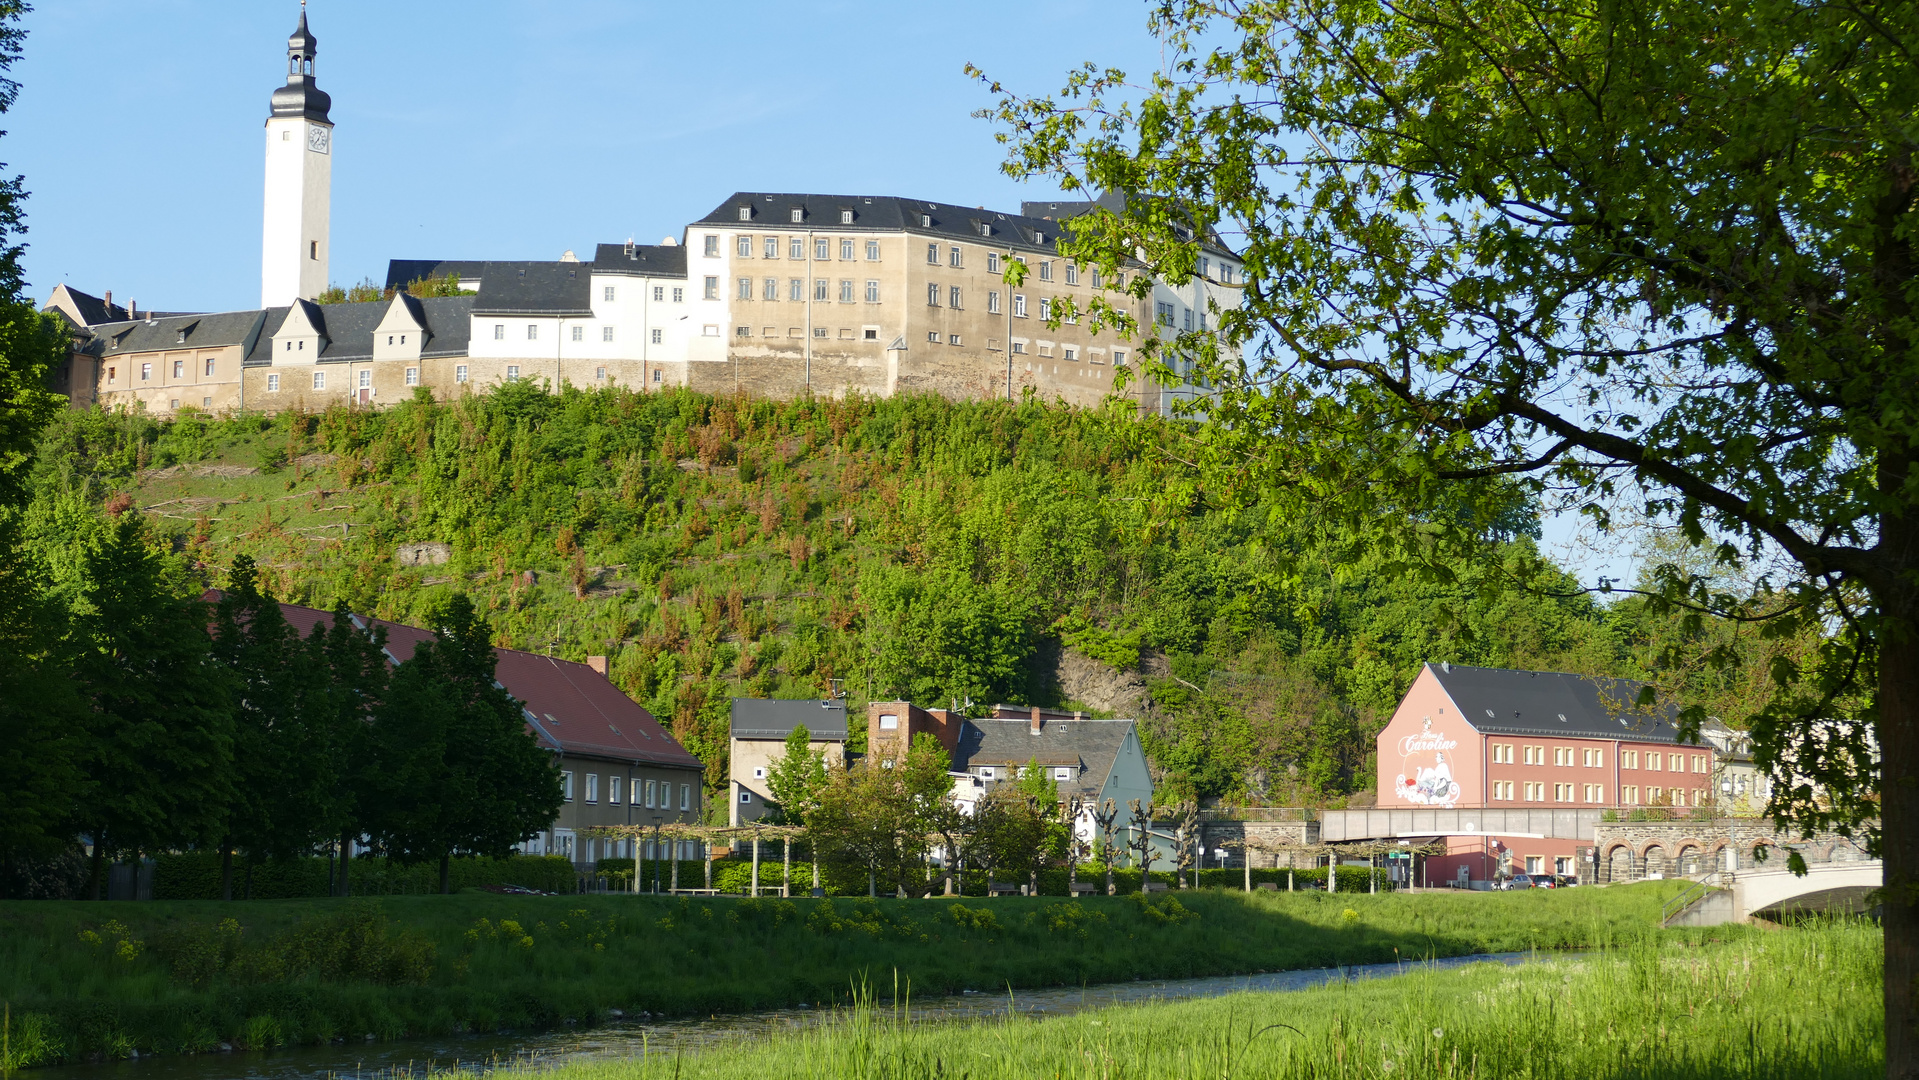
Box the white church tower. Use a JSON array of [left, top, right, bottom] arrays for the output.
[[260, 8, 332, 308]]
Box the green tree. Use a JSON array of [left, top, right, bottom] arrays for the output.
[[71, 510, 234, 896], [310, 604, 390, 896], [808, 733, 954, 896], [764, 723, 828, 825], [0, 512, 82, 889], [980, 0, 1918, 1057], [369, 595, 561, 892]]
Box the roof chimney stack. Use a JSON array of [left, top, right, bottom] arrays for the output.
[[128, 300, 137, 320], [1031, 705, 1042, 735], [103, 290, 112, 311], [586, 655, 607, 675]]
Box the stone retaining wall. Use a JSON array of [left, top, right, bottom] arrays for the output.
[[1590, 819, 1873, 883]]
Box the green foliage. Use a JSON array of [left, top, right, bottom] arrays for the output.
[[149, 852, 578, 899], [406, 272, 475, 299], [764, 724, 828, 824]]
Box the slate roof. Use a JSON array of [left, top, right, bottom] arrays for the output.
[[695, 192, 1074, 255], [240, 296, 474, 366], [385, 260, 491, 291], [952, 715, 1136, 800], [471, 262, 594, 316], [730, 698, 850, 741], [1427, 663, 1692, 744], [1022, 191, 1237, 257], [592, 243, 687, 277], [203, 591, 701, 770], [92, 310, 270, 360], [46, 285, 129, 326]]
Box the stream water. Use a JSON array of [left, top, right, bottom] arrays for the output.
[[38, 951, 1539, 1080]]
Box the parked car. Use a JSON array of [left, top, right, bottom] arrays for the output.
[[1531, 873, 1559, 889], [1554, 875, 1580, 888], [1496, 873, 1537, 890]]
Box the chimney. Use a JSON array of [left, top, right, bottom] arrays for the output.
[[586, 655, 607, 675], [1073, 711, 1082, 722], [128, 300, 137, 320], [104, 290, 112, 311], [1031, 705, 1042, 736]]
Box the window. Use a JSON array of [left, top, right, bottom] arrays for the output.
[[1492, 743, 1513, 764], [979, 767, 996, 780], [1156, 302, 1175, 326], [585, 774, 599, 803], [921, 213, 933, 227], [572, 325, 585, 341], [1011, 341, 1026, 354], [926, 243, 939, 264], [506, 365, 520, 381], [494, 324, 506, 340], [1554, 783, 1571, 802], [1091, 268, 1102, 288], [928, 331, 941, 343], [563, 771, 574, 801], [312, 371, 325, 390], [172, 359, 184, 378], [736, 206, 752, 222], [455, 365, 468, 383], [1063, 346, 1076, 361], [680, 784, 691, 811], [1014, 294, 1028, 317], [879, 713, 899, 730], [1585, 784, 1604, 803], [840, 238, 854, 260], [949, 246, 962, 268], [866, 240, 880, 261], [653, 369, 662, 382], [702, 324, 719, 336], [761, 278, 776, 301], [267, 373, 280, 392], [595, 366, 606, 379], [948, 334, 962, 346], [1039, 261, 1053, 281], [1053, 767, 1071, 781], [927, 283, 940, 306], [1065, 263, 1078, 285], [603, 326, 615, 342], [789, 207, 804, 223], [839, 280, 854, 302], [1693, 754, 1707, 773], [651, 328, 662, 344], [1648, 785, 1664, 804], [703, 235, 719, 256], [609, 776, 622, 805], [1624, 785, 1639, 805], [736, 325, 750, 337], [1040, 298, 1052, 320], [738, 277, 752, 300], [526, 324, 539, 341], [204, 358, 215, 377], [1649, 753, 1663, 771], [1553, 747, 1570, 766], [1113, 349, 1127, 365], [737, 236, 752, 257], [1200, 257, 1211, 279], [763, 236, 779, 259], [840, 209, 853, 224], [1623, 750, 1638, 769], [1523, 745, 1539, 765], [1493, 780, 1513, 800], [740, 790, 752, 804], [863, 328, 878, 340], [654, 286, 665, 301], [865, 280, 879, 302], [1038, 343, 1053, 357], [789, 237, 804, 259], [310, 240, 318, 260], [988, 252, 1000, 273], [358, 369, 371, 389], [647, 780, 658, 808], [789, 278, 803, 301], [672, 287, 684, 302], [1183, 308, 1194, 332], [703, 276, 719, 300], [988, 291, 1001, 314], [950, 286, 963, 309]]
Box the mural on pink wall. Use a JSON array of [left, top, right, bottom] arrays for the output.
[[1393, 715, 1463, 806]]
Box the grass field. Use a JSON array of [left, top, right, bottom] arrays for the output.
[[0, 883, 1708, 1066], [523, 921, 1882, 1080]]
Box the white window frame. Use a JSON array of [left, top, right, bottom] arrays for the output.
[[404, 367, 418, 386], [312, 371, 325, 390], [455, 365, 469, 383]]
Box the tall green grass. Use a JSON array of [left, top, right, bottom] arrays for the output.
[[0, 882, 1706, 1066], [529, 922, 1880, 1080]]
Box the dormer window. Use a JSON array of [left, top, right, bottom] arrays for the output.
[[840, 209, 854, 224], [175, 330, 186, 343], [737, 206, 751, 221], [789, 207, 804, 223], [921, 213, 933, 228], [979, 222, 991, 237]]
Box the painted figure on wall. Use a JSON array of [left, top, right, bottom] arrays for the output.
[[1394, 717, 1461, 806]]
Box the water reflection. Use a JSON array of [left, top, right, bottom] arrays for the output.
[[39, 951, 1536, 1080]]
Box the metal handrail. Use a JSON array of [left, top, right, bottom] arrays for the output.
[[1660, 877, 1716, 924]]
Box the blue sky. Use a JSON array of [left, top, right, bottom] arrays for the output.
[[8, 0, 1155, 313], [6, 0, 1635, 586]]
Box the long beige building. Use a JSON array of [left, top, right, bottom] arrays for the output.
[[43, 12, 1238, 417]]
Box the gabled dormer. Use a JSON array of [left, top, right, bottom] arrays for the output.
[[270, 299, 328, 364], [373, 292, 429, 362]]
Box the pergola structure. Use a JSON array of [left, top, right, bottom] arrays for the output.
[[587, 822, 811, 897], [1222, 837, 1448, 893]]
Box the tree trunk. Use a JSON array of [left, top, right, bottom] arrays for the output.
[[88, 833, 105, 901], [220, 841, 234, 902], [1879, 513, 1918, 1080], [783, 838, 792, 899], [704, 843, 713, 891], [438, 852, 451, 895], [751, 836, 761, 897], [868, 867, 876, 898]]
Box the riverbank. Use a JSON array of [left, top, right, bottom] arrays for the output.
[[520, 921, 1882, 1080], [0, 882, 1698, 1067]]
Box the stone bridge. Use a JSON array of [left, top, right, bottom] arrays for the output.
[[1666, 860, 1882, 925], [1592, 820, 1873, 884]]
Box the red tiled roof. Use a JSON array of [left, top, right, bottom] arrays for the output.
[[202, 590, 700, 771]]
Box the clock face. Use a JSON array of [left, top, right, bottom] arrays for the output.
[[306, 124, 330, 155]]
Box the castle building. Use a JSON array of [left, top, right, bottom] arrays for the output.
[[44, 13, 1236, 417]]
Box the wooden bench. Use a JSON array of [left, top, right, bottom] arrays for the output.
[[1142, 882, 1170, 893], [988, 883, 1023, 896], [1069, 882, 1100, 895]]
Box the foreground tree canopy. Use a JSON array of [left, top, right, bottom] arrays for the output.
[[976, 0, 1913, 1069]]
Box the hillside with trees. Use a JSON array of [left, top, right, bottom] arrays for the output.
[[22, 385, 1802, 808]]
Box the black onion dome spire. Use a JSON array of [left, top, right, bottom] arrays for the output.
[[269, 8, 331, 123]]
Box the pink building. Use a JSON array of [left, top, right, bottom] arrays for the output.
[[1378, 663, 1716, 884]]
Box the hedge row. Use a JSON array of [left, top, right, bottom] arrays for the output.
[[582, 859, 1395, 897], [153, 853, 578, 899]]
